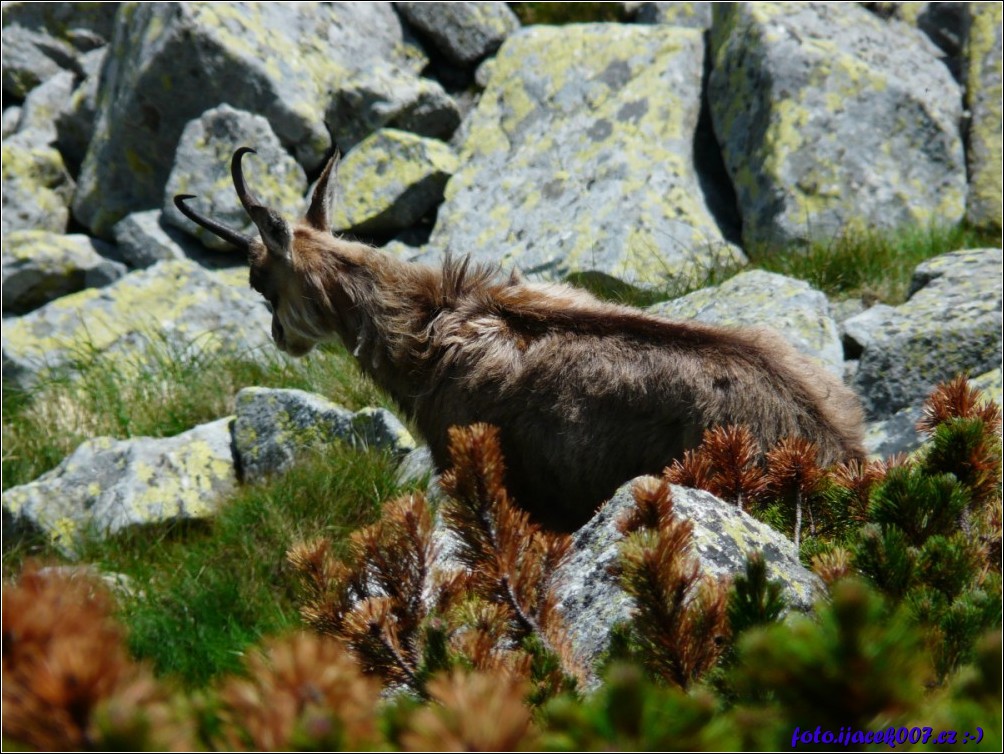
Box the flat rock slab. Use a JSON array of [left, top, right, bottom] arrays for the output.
[[552, 478, 823, 679], [2, 418, 237, 556], [2, 258, 272, 389], [844, 248, 1003, 418], [650, 269, 844, 375], [709, 2, 967, 248], [2, 230, 125, 315], [430, 23, 743, 288], [233, 387, 416, 484]]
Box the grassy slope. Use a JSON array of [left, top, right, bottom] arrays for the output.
[[3, 339, 409, 685]]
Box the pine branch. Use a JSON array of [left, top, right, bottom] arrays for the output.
[[439, 423, 583, 685], [664, 425, 767, 510], [615, 478, 730, 688]]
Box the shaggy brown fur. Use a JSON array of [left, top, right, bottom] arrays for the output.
[[176, 150, 866, 531]]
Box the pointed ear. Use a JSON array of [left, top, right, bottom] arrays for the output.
[[249, 205, 294, 261], [304, 151, 340, 231]]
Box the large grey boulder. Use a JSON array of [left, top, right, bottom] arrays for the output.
[[2, 259, 272, 390], [553, 479, 823, 677], [2, 230, 125, 315], [71, 2, 425, 237], [330, 129, 459, 236], [650, 269, 844, 375], [430, 24, 743, 288], [964, 3, 1002, 231], [232, 387, 416, 484], [162, 105, 307, 251], [844, 248, 1003, 419], [1, 133, 75, 234], [863, 403, 927, 459], [396, 2, 520, 67], [709, 3, 967, 248], [325, 62, 461, 150], [2, 418, 237, 557]]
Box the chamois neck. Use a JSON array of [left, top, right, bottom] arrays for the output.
[[331, 247, 450, 414]]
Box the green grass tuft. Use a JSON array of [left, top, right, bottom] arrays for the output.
[[81, 444, 406, 687], [747, 223, 1001, 305], [510, 2, 629, 25]]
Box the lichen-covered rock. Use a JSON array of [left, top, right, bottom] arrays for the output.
[[1, 134, 75, 234], [430, 24, 743, 288], [112, 210, 212, 269], [2, 230, 125, 315], [709, 3, 967, 248], [964, 3, 1003, 231], [330, 129, 459, 236], [634, 2, 713, 28], [232, 387, 416, 483], [1, 24, 79, 100], [552, 479, 823, 678], [1, 2, 120, 50], [396, 2, 520, 67], [650, 269, 844, 375], [1, 259, 272, 389], [1, 417, 237, 557], [162, 105, 306, 251], [844, 248, 1003, 418], [72, 1, 425, 237], [325, 62, 461, 150]]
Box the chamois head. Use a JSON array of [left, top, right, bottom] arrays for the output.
[[175, 148, 365, 357]]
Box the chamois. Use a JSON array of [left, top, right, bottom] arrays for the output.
[[176, 148, 866, 531]]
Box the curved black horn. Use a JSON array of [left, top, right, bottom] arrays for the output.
[[173, 194, 254, 252], [231, 147, 263, 214]]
